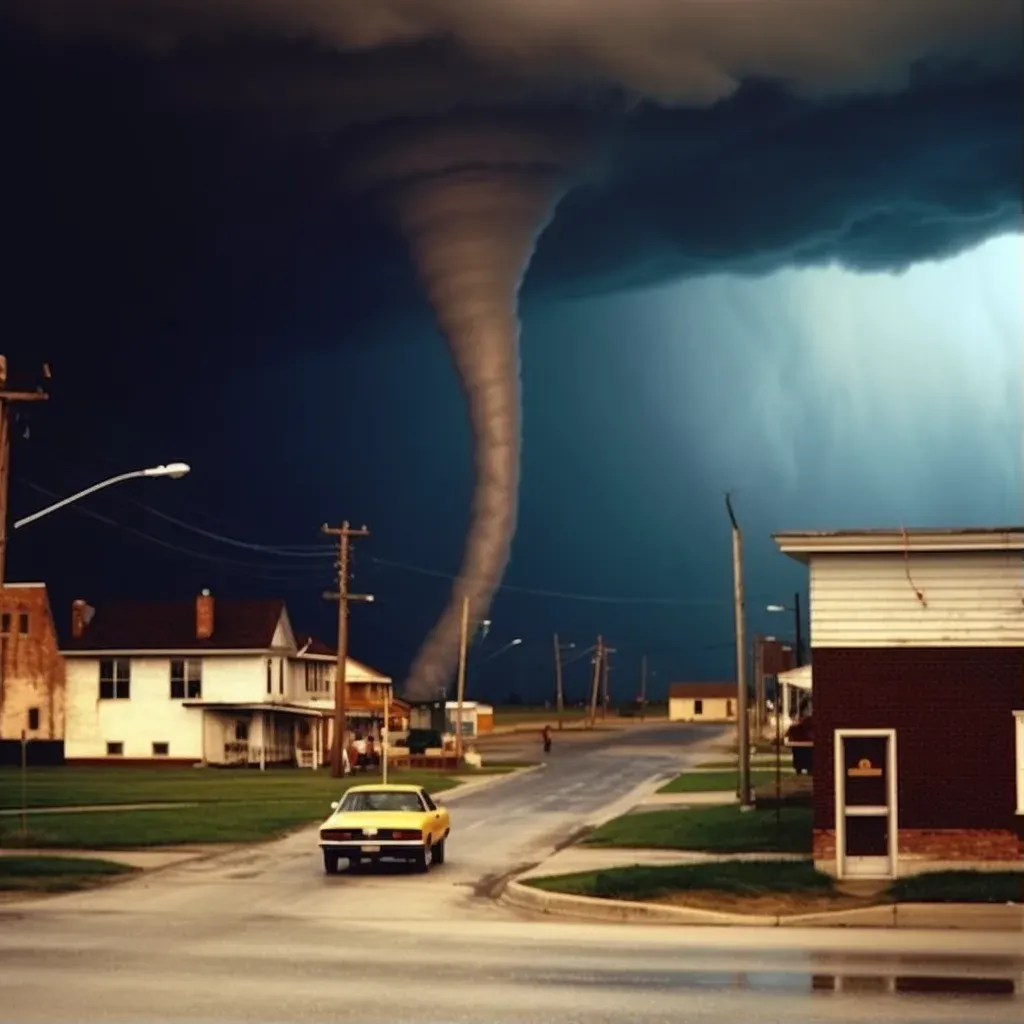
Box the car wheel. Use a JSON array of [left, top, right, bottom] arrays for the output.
[[323, 851, 340, 875], [415, 842, 433, 873], [433, 839, 446, 865]]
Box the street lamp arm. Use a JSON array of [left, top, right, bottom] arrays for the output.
[[13, 463, 190, 529]]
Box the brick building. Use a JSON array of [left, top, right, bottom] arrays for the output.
[[0, 582, 65, 740], [775, 527, 1024, 880]]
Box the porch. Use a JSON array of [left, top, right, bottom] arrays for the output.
[[188, 701, 332, 769]]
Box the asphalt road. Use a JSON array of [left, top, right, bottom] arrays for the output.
[[1, 722, 1020, 1023]]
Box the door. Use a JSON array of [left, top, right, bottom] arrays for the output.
[[835, 730, 897, 879]]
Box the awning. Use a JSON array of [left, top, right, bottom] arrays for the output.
[[182, 701, 331, 717], [778, 664, 812, 691]]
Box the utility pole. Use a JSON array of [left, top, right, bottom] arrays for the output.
[[553, 633, 565, 731], [0, 356, 49, 591], [639, 654, 648, 721], [725, 493, 752, 810], [322, 521, 372, 778], [454, 596, 470, 764], [793, 591, 804, 667], [753, 633, 765, 736], [600, 645, 616, 718], [588, 635, 604, 728]]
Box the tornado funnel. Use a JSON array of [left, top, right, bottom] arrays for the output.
[[394, 170, 565, 701]]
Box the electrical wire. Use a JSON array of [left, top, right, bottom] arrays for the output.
[[20, 481, 332, 582]]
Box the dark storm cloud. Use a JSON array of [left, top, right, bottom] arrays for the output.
[[4, 1, 1021, 698]]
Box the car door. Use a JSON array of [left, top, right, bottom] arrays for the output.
[[420, 789, 446, 840]]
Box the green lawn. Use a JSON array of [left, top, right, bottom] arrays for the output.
[[0, 767, 460, 811], [526, 862, 1024, 908], [658, 770, 790, 794], [584, 805, 812, 854], [0, 767, 462, 849], [526, 859, 831, 901], [493, 706, 592, 726], [889, 871, 1023, 905], [0, 855, 137, 893]]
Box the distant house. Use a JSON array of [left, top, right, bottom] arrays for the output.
[[775, 525, 1024, 880], [668, 683, 736, 723], [60, 589, 405, 767], [0, 582, 65, 741]]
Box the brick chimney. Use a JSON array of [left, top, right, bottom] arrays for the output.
[[196, 589, 214, 640], [71, 599, 93, 640]]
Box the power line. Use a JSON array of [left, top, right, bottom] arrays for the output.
[[132, 500, 334, 558], [20, 482, 333, 581]]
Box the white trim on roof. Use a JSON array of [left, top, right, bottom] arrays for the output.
[[1, 581, 47, 589], [774, 527, 1024, 560], [61, 647, 279, 657]]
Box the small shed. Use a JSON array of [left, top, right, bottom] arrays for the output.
[[444, 700, 493, 738], [668, 683, 737, 723]]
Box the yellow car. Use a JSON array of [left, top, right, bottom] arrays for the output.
[[319, 783, 451, 874]]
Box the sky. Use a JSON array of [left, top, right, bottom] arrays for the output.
[[1, 1, 1021, 703]]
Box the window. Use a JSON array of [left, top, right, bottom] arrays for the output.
[[278, 660, 284, 695], [1014, 711, 1024, 815], [99, 659, 131, 700], [27, 707, 40, 731], [170, 659, 202, 699], [106, 741, 124, 756], [18, 613, 29, 635], [0, 613, 8, 634], [266, 659, 272, 694], [152, 742, 169, 756], [235, 721, 249, 742], [421, 791, 437, 812], [305, 662, 329, 693], [694, 699, 704, 716]]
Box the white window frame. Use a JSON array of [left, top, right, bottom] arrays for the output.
[[834, 728, 899, 880], [1014, 711, 1024, 815]]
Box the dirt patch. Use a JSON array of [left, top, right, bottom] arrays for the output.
[[648, 890, 881, 916]]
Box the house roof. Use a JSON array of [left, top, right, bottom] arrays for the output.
[[669, 682, 736, 700], [294, 633, 334, 657], [774, 526, 1024, 561], [61, 598, 286, 653]]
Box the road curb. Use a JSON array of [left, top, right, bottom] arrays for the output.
[[443, 763, 546, 801], [500, 881, 1024, 930]]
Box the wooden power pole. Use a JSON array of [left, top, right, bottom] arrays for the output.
[[0, 356, 49, 590], [600, 645, 616, 718], [553, 633, 565, 731], [587, 636, 604, 728], [322, 520, 371, 778], [725, 493, 752, 810]]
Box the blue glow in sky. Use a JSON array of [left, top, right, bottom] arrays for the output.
[[614, 232, 1022, 529]]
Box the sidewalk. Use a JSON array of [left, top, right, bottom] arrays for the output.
[[519, 846, 806, 879]]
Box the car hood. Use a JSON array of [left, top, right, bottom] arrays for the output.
[[321, 811, 427, 830]]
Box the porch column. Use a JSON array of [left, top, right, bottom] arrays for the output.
[[782, 682, 791, 725], [259, 711, 266, 772]]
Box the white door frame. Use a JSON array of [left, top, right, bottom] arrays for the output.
[[834, 728, 898, 880]]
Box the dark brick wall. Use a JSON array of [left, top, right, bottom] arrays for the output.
[[812, 647, 1023, 833]]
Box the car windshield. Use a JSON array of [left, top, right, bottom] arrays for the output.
[[339, 790, 424, 813]]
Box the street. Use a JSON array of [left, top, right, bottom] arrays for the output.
[[1, 723, 1021, 1023]]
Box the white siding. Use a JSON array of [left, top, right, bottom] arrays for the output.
[[669, 696, 735, 722], [64, 658, 202, 759], [64, 654, 280, 760], [810, 551, 1024, 647]]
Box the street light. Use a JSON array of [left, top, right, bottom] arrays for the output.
[[766, 592, 803, 667], [13, 462, 191, 529], [480, 637, 523, 664]]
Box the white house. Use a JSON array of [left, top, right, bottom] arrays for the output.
[[668, 682, 737, 723], [61, 590, 399, 767]]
